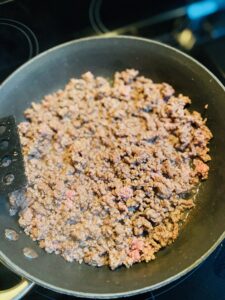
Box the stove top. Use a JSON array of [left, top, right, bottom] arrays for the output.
[[0, 1, 225, 299]]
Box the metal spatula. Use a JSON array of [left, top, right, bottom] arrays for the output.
[[0, 116, 27, 194]]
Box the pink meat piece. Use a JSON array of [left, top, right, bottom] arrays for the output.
[[116, 186, 133, 200], [193, 159, 209, 179], [131, 238, 144, 251], [65, 189, 76, 199], [129, 249, 141, 262]]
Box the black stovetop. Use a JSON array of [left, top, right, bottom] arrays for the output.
[[0, 1, 225, 299]]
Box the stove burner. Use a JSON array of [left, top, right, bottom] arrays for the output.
[[153, 265, 200, 297], [89, 0, 108, 34], [0, 18, 39, 81], [0, 0, 14, 5], [214, 243, 225, 278]]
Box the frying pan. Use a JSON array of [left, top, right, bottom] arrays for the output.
[[0, 36, 225, 299]]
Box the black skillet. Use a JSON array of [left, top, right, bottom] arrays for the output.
[[0, 36, 225, 299]]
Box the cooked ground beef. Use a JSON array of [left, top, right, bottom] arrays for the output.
[[9, 69, 212, 269]]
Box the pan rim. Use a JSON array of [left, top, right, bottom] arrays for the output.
[[0, 35, 225, 298]]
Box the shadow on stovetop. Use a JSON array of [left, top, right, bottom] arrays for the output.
[[0, 262, 20, 290]]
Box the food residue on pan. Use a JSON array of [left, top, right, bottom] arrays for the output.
[[23, 247, 38, 259], [9, 69, 212, 269], [5, 228, 19, 241]]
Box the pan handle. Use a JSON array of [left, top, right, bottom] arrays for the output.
[[0, 278, 34, 300]]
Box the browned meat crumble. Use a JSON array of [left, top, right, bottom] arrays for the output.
[[9, 70, 212, 269]]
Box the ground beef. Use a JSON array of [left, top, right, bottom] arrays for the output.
[[9, 69, 212, 270]]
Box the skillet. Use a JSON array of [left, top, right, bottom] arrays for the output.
[[0, 36, 225, 299]]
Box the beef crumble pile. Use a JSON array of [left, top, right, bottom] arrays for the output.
[[9, 70, 212, 269]]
